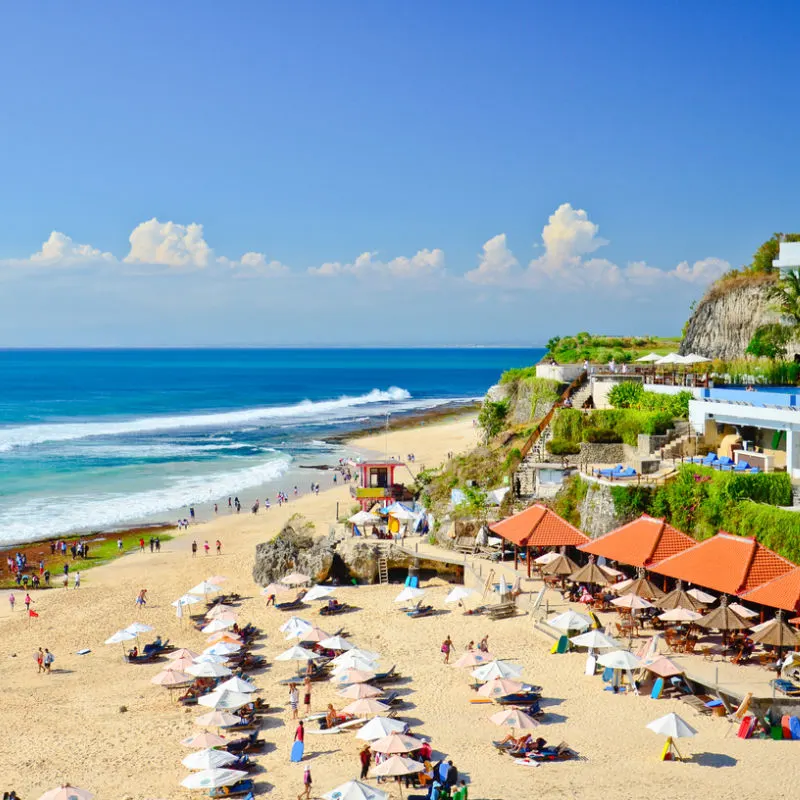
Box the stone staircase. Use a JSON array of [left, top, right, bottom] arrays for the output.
[[659, 421, 696, 459]]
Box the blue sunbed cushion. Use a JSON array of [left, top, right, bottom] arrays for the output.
[[718, 456, 734, 465]]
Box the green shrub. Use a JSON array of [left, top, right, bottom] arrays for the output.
[[499, 366, 539, 384], [551, 474, 589, 527], [547, 439, 581, 455], [585, 427, 622, 443], [478, 399, 509, 440], [608, 381, 645, 408], [611, 485, 653, 520], [552, 408, 585, 443]]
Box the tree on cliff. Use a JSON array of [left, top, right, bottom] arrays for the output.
[[751, 233, 800, 274], [768, 269, 800, 327]]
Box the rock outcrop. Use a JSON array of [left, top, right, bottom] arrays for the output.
[[252, 516, 334, 585]]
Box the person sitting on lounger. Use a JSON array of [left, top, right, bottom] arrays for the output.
[[327, 598, 339, 610], [325, 703, 338, 729], [128, 646, 138, 659]]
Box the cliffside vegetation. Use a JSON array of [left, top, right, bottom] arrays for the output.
[[550, 407, 676, 447], [544, 332, 681, 364]]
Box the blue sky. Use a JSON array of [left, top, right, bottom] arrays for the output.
[[1, 2, 798, 346]]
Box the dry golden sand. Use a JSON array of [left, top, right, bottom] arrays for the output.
[[1, 415, 798, 799]]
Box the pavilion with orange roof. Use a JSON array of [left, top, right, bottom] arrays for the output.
[[649, 532, 795, 598], [578, 514, 696, 570], [741, 566, 800, 614], [489, 503, 589, 577]]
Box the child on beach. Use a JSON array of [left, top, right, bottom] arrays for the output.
[[216, 540, 222, 555], [297, 767, 311, 800], [303, 676, 312, 715], [36, 647, 44, 673], [8, 593, 14, 612], [289, 683, 299, 719], [136, 588, 148, 607], [24, 594, 32, 612], [203, 541, 210, 556], [441, 635, 453, 664]]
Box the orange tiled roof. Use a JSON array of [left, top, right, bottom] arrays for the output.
[[649, 532, 794, 596], [579, 515, 696, 568], [742, 566, 800, 612], [489, 504, 589, 548]]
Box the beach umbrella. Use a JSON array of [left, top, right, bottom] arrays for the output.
[[182, 747, 238, 770], [654, 353, 684, 365], [195, 710, 243, 728], [197, 689, 251, 711], [611, 578, 634, 594], [323, 780, 388, 800], [471, 660, 524, 681], [172, 594, 203, 608], [281, 572, 311, 586], [477, 678, 525, 698], [206, 574, 228, 583], [202, 618, 236, 634], [624, 576, 665, 600], [217, 676, 258, 694], [598, 650, 642, 670], [181, 731, 228, 748], [750, 615, 800, 649], [647, 712, 697, 739], [125, 622, 154, 634], [333, 647, 382, 666], [299, 626, 332, 643], [333, 668, 377, 685], [570, 630, 620, 650], [636, 352, 663, 362], [371, 755, 425, 778], [194, 654, 228, 665], [389, 507, 416, 522], [261, 582, 291, 596], [729, 602, 758, 619], [394, 586, 425, 603], [348, 510, 381, 525], [658, 608, 703, 623], [180, 768, 248, 789], [338, 682, 384, 699], [497, 574, 509, 598], [203, 642, 241, 656], [534, 551, 562, 565], [612, 593, 654, 611], [189, 581, 223, 597], [370, 733, 424, 754], [547, 610, 591, 632], [681, 353, 711, 364], [166, 655, 197, 671], [657, 587, 704, 612], [319, 635, 355, 651], [452, 651, 495, 668], [105, 629, 137, 646], [304, 585, 335, 602], [279, 616, 313, 637], [569, 562, 614, 585], [333, 655, 379, 674], [168, 648, 201, 661], [38, 787, 94, 800], [356, 716, 407, 741], [445, 587, 477, 604], [275, 645, 317, 662], [186, 661, 232, 678], [643, 656, 684, 679], [206, 631, 242, 645], [687, 587, 717, 604], [541, 553, 578, 577], [489, 708, 540, 731], [151, 670, 192, 686], [695, 598, 750, 631], [205, 603, 238, 618], [341, 698, 391, 716]]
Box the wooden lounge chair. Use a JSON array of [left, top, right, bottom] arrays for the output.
[[487, 602, 517, 620]]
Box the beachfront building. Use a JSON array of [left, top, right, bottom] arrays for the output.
[[773, 241, 800, 270], [352, 459, 412, 510]]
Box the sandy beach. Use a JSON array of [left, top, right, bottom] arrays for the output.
[[2, 413, 798, 799]]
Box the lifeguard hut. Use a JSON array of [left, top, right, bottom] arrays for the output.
[[352, 459, 411, 510]]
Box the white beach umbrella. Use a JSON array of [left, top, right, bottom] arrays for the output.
[[333, 647, 382, 665], [370, 733, 425, 754], [489, 708, 540, 730], [348, 511, 381, 525], [281, 572, 311, 586], [534, 551, 562, 565], [333, 655, 379, 673], [477, 678, 525, 698], [181, 747, 238, 770], [658, 608, 703, 622], [201, 618, 236, 634], [151, 670, 192, 687], [275, 645, 317, 662], [298, 625, 332, 643], [323, 780, 388, 800], [279, 616, 313, 636], [194, 653, 229, 665], [181, 731, 228, 748], [681, 353, 711, 364], [172, 593, 203, 608], [394, 586, 425, 603], [570, 630, 620, 650], [452, 651, 495, 668], [338, 682, 384, 700], [612, 593, 654, 610], [105, 629, 137, 645], [125, 622, 154, 634], [197, 689, 251, 711], [598, 650, 642, 670], [319, 635, 355, 651], [333, 668, 377, 685], [166, 656, 197, 671], [203, 642, 241, 656], [304, 585, 335, 602], [654, 352, 685, 365], [445, 587, 478, 604], [168, 648, 201, 661], [636, 352, 663, 362], [355, 716, 407, 741], [471, 660, 524, 681], [687, 587, 717, 604], [261, 582, 291, 596], [38, 787, 94, 800], [189, 581, 223, 596], [547, 610, 591, 632], [180, 768, 248, 789], [729, 602, 758, 619], [194, 710, 243, 728], [389, 507, 416, 522], [646, 712, 697, 739], [371, 756, 424, 778], [217, 676, 257, 694], [340, 698, 391, 716], [186, 661, 232, 678]]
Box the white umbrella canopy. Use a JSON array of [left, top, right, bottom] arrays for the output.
[[125, 622, 154, 634], [394, 586, 426, 603], [168, 648, 201, 661], [471, 660, 524, 681], [371, 755, 425, 778], [318, 635, 355, 651], [204, 642, 241, 656], [489, 708, 540, 730], [275, 645, 318, 662], [655, 352, 685, 365], [340, 698, 391, 716], [195, 710, 243, 728], [636, 352, 663, 362], [646, 712, 697, 739], [534, 551, 562, 565], [38, 787, 94, 800], [181, 747, 238, 770], [181, 731, 228, 748], [299, 626, 333, 643], [333, 668, 377, 685], [281, 572, 311, 586], [201, 618, 236, 634], [304, 585, 336, 602], [348, 510, 381, 525], [151, 670, 193, 686], [681, 353, 711, 364], [186, 662, 232, 678], [687, 587, 717, 604], [105, 629, 137, 645], [217, 676, 257, 694], [332, 648, 382, 666], [172, 594, 203, 608], [180, 768, 248, 789], [612, 593, 654, 610], [389, 508, 417, 522], [547, 610, 592, 632], [729, 602, 758, 619], [477, 678, 525, 698], [370, 733, 425, 754], [195, 653, 231, 665], [332, 656, 380, 674], [189, 580, 223, 595], [261, 582, 291, 596], [197, 689, 251, 710], [323, 779, 389, 800], [338, 682, 384, 699], [658, 608, 703, 622], [444, 587, 477, 604], [598, 650, 642, 670], [206, 604, 238, 620], [355, 716, 408, 740], [279, 616, 313, 636], [452, 651, 495, 668], [166, 656, 197, 672], [570, 630, 620, 650]]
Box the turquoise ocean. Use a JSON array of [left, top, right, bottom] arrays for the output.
[[0, 348, 544, 545]]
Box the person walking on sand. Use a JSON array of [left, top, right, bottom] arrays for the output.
[[295, 720, 305, 744], [139, 537, 145, 553], [191, 540, 197, 558], [289, 683, 299, 719], [136, 588, 148, 607], [117, 538, 123, 552], [479, 635, 489, 653], [303, 676, 312, 716], [359, 744, 372, 780], [297, 767, 311, 800], [43, 648, 54, 673], [216, 539, 222, 555], [73, 571, 80, 589], [203, 540, 210, 556], [8, 593, 14, 612], [24, 593, 32, 612], [36, 647, 44, 673], [441, 635, 453, 664]]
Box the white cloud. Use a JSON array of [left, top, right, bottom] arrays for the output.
[[465, 234, 520, 285], [309, 248, 445, 278], [27, 231, 115, 266], [219, 251, 290, 276], [124, 218, 212, 268], [673, 257, 730, 284]]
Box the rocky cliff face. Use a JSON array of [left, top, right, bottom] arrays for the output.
[[680, 279, 799, 360]]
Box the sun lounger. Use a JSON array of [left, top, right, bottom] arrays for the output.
[[124, 652, 160, 665], [772, 678, 800, 696], [406, 604, 434, 618], [372, 665, 399, 684], [319, 602, 352, 616], [208, 779, 254, 797], [512, 742, 579, 763], [224, 731, 265, 754], [487, 602, 517, 620], [276, 599, 307, 611]]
